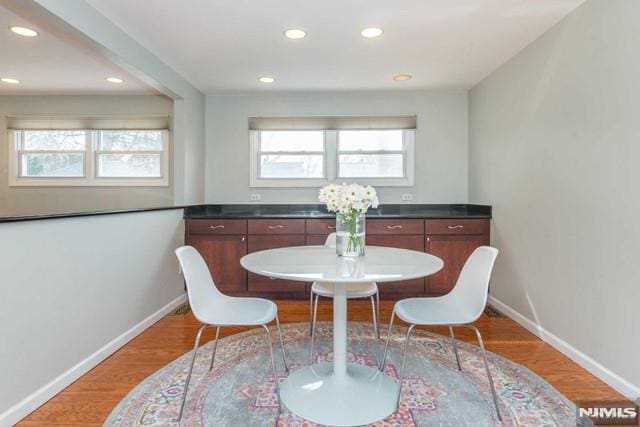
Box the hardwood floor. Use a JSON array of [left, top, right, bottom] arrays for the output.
[[18, 300, 623, 426]]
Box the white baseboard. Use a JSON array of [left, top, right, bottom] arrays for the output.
[[488, 295, 640, 400], [0, 293, 188, 427]]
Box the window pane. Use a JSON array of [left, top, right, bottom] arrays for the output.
[[99, 130, 163, 151], [98, 154, 161, 177], [260, 131, 324, 152], [23, 130, 86, 151], [21, 153, 84, 177], [260, 155, 324, 178], [338, 130, 403, 151], [339, 154, 404, 178]]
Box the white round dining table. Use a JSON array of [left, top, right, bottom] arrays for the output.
[[240, 245, 444, 426]]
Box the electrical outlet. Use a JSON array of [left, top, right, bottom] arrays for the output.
[[250, 194, 261, 201], [401, 193, 413, 201]]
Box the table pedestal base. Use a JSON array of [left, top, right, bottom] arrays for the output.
[[280, 362, 400, 426]]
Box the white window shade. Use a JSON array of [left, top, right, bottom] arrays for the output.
[[248, 115, 417, 131], [6, 115, 170, 130]]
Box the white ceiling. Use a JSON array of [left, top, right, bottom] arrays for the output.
[[0, 5, 156, 95], [87, 0, 584, 93]]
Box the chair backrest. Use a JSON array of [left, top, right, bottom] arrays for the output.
[[325, 232, 337, 248], [175, 246, 225, 322], [447, 246, 499, 322]]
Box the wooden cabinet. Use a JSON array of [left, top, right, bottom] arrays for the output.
[[185, 216, 491, 299], [366, 234, 426, 296], [305, 219, 335, 245], [187, 234, 247, 293], [424, 219, 490, 295], [247, 234, 307, 295]]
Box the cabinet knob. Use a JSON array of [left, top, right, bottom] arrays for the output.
[[426, 237, 430, 243], [447, 225, 464, 229], [268, 225, 285, 229], [327, 225, 336, 230], [241, 236, 246, 242], [386, 225, 403, 230], [210, 225, 225, 229]]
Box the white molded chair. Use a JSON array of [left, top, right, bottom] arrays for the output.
[[175, 246, 288, 421], [380, 246, 502, 420], [309, 233, 380, 364]]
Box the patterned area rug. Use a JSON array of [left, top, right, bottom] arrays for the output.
[[105, 322, 578, 426]]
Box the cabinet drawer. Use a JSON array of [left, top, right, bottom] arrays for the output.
[[248, 219, 306, 235], [188, 219, 247, 235], [425, 219, 488, 235], [367, 219, 424, 235], [306, 219, 336, 234]]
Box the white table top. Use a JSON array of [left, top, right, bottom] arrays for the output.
[[240, 245, 444, 284]]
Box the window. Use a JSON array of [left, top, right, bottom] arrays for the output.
[[19, 130, 87, 178], [9, 129, 169, 186], [96, 130, 164, 178], [337, 130, 406, 179], [257, 131, 325, 179], [249, 117, 415, 187]]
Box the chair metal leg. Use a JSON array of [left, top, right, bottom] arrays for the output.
[[369, 296, 379, 339], [380, 310, 396, 371], [448, 325, 462, 371], [309, 290, 314, 336], [369, 295, 380, 366], [262, 324, 282, 413], [208, 326, 221, 371], [375, 290, 381, 340], [177, 324, 208, 422], [464, 324, 502, 421], [396, 324, 415, 410], [309, 294, 319, 364], [399, 324, 415, 378], [275, 314, 289, 373]]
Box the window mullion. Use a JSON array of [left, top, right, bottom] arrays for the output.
[[325, 130, 337, 181], [86, 131, 95, 182]]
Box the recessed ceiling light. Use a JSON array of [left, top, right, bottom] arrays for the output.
[[361, 27, 383, 38], [393, 74, 412, 82], [283, 29, 307, 40], [106, 77, 124, 84], [258, 76, 275, 83], [10, 26, 38, 37], [1, 77, 20, 84]]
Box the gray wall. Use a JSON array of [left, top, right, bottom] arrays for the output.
[[469, 0, 640, 394], [205, 91, 468, 204], [0, 95, 174, 217], [0, 209, 185, 419]]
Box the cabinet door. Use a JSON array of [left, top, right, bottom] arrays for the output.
[[366, 235, 426, 296], [188, 234, 247, 293], [425, 235, 486, 295], [247, 235, 307, 293]]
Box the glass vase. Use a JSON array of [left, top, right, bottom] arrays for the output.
[[336, 212, 366, 257]]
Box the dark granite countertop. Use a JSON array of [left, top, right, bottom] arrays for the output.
[[184, 204, 491, 219], [0, 203, 491, 224]]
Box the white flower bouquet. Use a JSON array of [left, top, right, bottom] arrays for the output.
[[319, 183, 379, 256]]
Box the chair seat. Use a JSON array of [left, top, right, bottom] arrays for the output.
[[394, 297, 478, 326], [311, 281, 378, 298], [195, 296, 277, 326]]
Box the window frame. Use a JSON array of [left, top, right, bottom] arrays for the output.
[[249, 129, 414, 188], [8, 129, 170, 187]]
